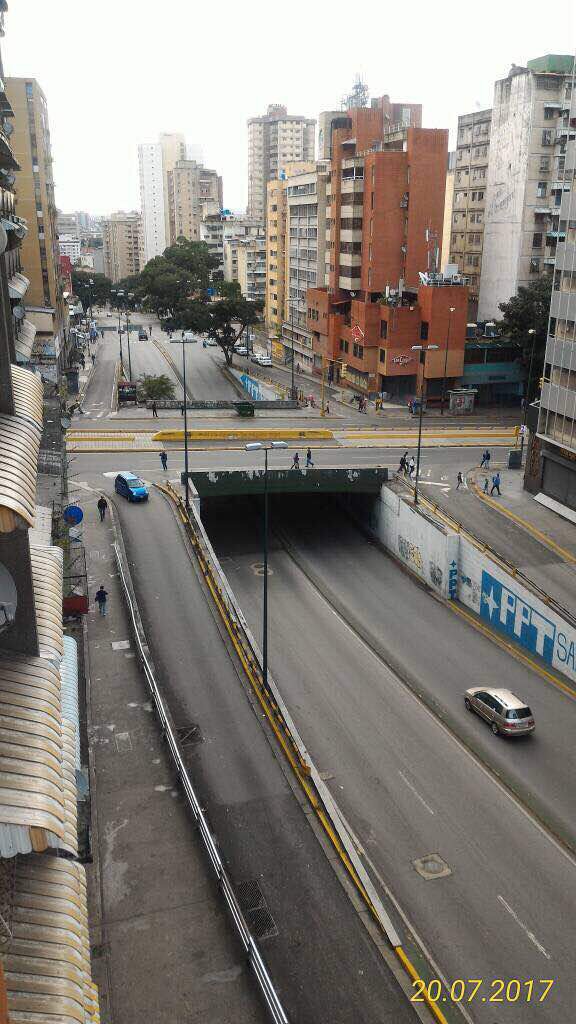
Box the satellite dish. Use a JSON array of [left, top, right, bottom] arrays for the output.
[[13, 304, 24, 320], [0, 221, 7, 255], [3, 121, 14, 137], [60, 416, 71, 429]]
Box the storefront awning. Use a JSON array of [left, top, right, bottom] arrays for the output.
[[8, 272, 30, 299], [14, 318, 37, 363]]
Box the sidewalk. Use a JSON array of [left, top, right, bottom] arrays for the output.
[[81, 497, 267, 1024], [420, 458, 576, 613]]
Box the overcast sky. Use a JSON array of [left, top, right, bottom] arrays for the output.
[[3, 0, 575, 217]]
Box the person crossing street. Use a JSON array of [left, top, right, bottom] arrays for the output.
[[306, 448, 314, 467], [97, 496, 108, 522], [160, 450, 168, 471]]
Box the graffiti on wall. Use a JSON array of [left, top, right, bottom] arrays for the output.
[[398, 536, 423, 573], [480, 570, 576, 679]]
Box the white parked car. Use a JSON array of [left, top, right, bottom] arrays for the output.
[[234, 345, 248, 356], [182, 331, 198, 342], [257, 355, 272, 367]]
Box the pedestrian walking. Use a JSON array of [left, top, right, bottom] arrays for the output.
[[91, 353, 96, 365], [480, 449, 491, 469], [483, 477, 489, 494], [180, 403, 185, 416], [456, 471, 464, 490], [399, 453, 407, 475], [97, 496, 108, 522], [296, 362, 301, 374], [100, 329, 104, 339], [325, 403, 330, 415], [408, 456, 416, 479], [95, 585, 108, 617], [306, 447, 314, 467], [480, 449, 488, 468], [292, 452, 300, 470], [159, 450, 168, 471], [485, 450, 491, 471], [151, 401, 158, 418], [490, 472, 501, 496]]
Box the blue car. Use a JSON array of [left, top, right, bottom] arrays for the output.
[[114, 472, 149, 502]]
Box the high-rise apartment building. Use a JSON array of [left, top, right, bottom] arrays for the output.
[[534, 66, 576, 512], [236, 237, 266, 303], [283, 163, 329, 370], [307, 99, 468, 398], [6, 77, 68, 366], [58, 234, 81, 263], [159, 132, 186, 245], [138, 142, 166, 261], [479, 55, 575, 319], [200, 213, 263, 274], [446, 109, 492, 318], [247, 104, 315, 221], [102, 211, 143, 282], [167, 160, 222, 244]]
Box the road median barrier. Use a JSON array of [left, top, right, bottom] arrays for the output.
[[158, 479, 454, 1024], [152, 427, 334, 442]]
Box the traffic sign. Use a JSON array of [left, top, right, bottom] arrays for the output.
[[63, 505, 83, 526]]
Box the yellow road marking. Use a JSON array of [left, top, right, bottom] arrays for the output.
[[395, 946, 450, 1024], [469, 477, 576, 565]]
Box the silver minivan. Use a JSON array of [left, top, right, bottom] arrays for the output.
[[464, 687, 535, 737]]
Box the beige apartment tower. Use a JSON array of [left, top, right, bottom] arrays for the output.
[[102, 211, 143, 282], [167, 161, 223, 244], [247, 104, 316, 222], [5, 77, 67, 358], [446, 109, 492, 317], [159, 133, 186, 245]]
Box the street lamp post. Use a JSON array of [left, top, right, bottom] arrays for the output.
[[440, 306, 456, 416], [411, 344, 439, 505], [116, 290, 125, 375], [520, 327, 537, 460], [245, 441, 288, 689], [125, 294, 135, 380], [88, 278, 94, 321], [171, 335, 193, 509]]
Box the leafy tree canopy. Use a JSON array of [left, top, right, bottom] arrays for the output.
[[72, 270, 112, 309], [136, 373, 176, 401], [175, 296, 263, 365], [498, 276, 552, 345]]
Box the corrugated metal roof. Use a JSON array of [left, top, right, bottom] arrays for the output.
[[15, 319, 37, 364], [8, 273, 30, 300], [0, 653, 65, 856], [0, 855, 100, 1024], [30, 546, 63, 665], [61, 637, 80, 770], [11, 365, 43, 428], [0, 413, 40, 531]]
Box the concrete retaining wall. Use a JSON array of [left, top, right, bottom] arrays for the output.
[[352, 483, 576, 683]]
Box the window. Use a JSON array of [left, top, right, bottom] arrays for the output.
[[532, 233, 543, 248], [540, 156, 550, 172], [537, 181, 547, 198], [420, 321, 429, 340], [379, 348, 385, 362], [542, 129, 553, 146], [380, 320, 388, 339], [353, 343, 364, 358], [340, 339, 349, 353], [544, 106, 556, 120], [25, 82, 33, 98]]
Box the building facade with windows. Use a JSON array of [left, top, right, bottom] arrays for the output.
[[247, 105, 316, 222], [6, 77, 68, 367], [138, 141, 166, 262], [534, 63, 576, 512], [283, 163, 328, 370], [102, 211, 143, 282], [236, 236, 266, 303], [167, 160, 222, 244], [57, 234, 81, 263], [200, 213, 263, 275], [479, 55, 575, 320], [447, 109, 491, 318], [306, 100, 467, 397]]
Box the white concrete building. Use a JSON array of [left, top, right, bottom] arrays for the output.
[[201, 214, 264, 275], [247, 104, 315, 222], [479, 55, 575, 319], [57, 234, 81, 263], [138, 142, 166, 264], [236, 237, 266, 303], [283, 163, 328, 370]]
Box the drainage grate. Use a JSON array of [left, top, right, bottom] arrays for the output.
[[236, 880, 278, 940]]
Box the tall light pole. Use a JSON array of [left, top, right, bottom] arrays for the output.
[[116, 289, 125, 375], [245, 441, 288, 689], [88, 277, 94, 321], [411, 344, 439, 505], [125, 293, 135, 380], [520, 327, 537, 460], [440, 306, 456, 416], [171, 335, 194, 509]]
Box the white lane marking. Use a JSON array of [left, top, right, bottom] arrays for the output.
[[69, 481, 95, 492], [497, 895, 551, 959], [421, 481, 450, 488], [398, 770, 435, 815]]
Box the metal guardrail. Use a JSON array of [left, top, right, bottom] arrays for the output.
[[113, 540, 289, 1024]]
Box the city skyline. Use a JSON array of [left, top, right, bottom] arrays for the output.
[[2, 0, 574, 215]]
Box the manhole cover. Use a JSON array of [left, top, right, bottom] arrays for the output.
[[412, 853, 452, 880]]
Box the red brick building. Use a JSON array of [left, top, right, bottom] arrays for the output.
[[307, 102, 468, 399]]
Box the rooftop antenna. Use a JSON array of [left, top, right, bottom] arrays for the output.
[[341, 75, 369, 111]]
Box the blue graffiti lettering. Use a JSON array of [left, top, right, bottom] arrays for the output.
[[480, 571, 556, 665]]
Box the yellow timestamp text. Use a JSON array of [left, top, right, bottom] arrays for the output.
[[411, 978, 555, 1004]]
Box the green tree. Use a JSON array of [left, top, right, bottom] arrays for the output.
[[162, 237, 219, 291], [215, 279, 242, 299], [72, 270, 112, 309], [136, 374, 176, 401], [498, 276, 552, 344], [176, 296, 263, 365]]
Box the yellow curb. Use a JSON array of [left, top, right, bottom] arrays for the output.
[[152, 428, 334, 441], [341, 430, 517, 440], [469, 477, 576, 565], [67, 433, 136, 441], [394, 947, 450, 1024]]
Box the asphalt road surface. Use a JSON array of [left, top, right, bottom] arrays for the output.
[[90, 478, 419, 1024], [154, 334, 240, 401], [199, 494, 576, 1024]]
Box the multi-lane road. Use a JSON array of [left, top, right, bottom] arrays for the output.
[[75, 312, 576, 1023]]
